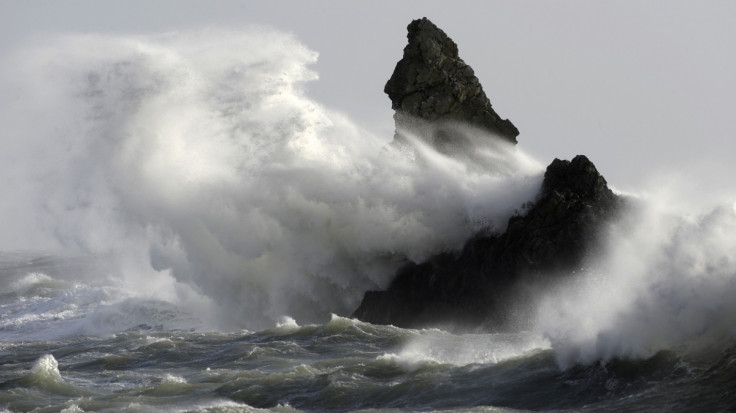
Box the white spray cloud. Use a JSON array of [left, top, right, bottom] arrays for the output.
[[535, 188, 736, 368], [0, 29, 543, 330]]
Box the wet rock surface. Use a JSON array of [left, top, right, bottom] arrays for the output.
[[351, 18, 624, 330], [385, 18, 519, 145], [352, 155, 623, 329]]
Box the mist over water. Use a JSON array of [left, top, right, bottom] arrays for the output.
[[1, 28, 735, 372], [0, 29, 542, 331]]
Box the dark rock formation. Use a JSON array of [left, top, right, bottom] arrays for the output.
[[351, 18, 623, 330], [352, 155, 622, 329], [386, 18, 519, 145]]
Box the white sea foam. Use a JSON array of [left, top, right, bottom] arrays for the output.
[[382, 330, 550, 367], [162, 373, 187, 384], [31, 354, 62, 381], [0, 29, 542, 331], [276, 316, 300, 329]]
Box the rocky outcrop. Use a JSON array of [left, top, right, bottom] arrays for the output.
[[351, 18, 623, 330], [351, 155, 622, 329], [386, 18, 519, 145]]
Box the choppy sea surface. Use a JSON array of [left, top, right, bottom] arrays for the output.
[[2, 254, 735, 413]]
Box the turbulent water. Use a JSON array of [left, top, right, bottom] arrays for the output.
[[2, 29, 736, 412], [1, 259, 736, 413]]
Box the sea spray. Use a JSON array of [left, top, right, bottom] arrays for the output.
[[535, 191, 736, 368], [0, 29, 543, 331]]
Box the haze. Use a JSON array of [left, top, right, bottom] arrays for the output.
[[3, 0, 735, 201]]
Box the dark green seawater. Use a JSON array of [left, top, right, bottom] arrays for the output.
[[0, 254, 736, 412], [3, 316, 736, 412], [2, 254, 736, 413]]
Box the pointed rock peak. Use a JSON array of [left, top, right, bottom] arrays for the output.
[[542, 155, 614, 201], [385, 17, 519, 144], [405, 18, 459, 64]]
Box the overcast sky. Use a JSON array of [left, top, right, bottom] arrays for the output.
[[3, 0, 735, 200]]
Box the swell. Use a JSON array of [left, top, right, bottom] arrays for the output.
[[2, 317, 735, 412]]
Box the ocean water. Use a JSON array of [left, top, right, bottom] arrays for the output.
[[1, 259, 735, 412], [1, 30, 736, 412]]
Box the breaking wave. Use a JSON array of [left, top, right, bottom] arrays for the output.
[[0, 29, 542, 331]]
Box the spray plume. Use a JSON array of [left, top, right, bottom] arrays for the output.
[[0, 29, 542, 330]]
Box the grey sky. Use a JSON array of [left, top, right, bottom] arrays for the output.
[[3, 0, 735, 200]]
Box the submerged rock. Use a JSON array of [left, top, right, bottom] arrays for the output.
[[351, 155, 622, 329], [385, 18, 519, 146]]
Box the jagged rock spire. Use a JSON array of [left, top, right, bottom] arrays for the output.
[[385, 17, 519, 143]]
